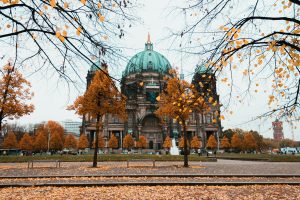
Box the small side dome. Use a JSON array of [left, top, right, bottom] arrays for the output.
[[195, 64, 213, 74], [89, 60, 107, 72]]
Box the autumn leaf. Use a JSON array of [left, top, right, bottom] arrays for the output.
[[50, 0, 56, 8], [64, 2, 69, 9], [99, 14, 105, 22], [76, 27, 82, 36]]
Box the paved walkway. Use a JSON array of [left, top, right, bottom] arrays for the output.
[[0, 160, 299, 177]]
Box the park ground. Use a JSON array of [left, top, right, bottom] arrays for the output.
[[1, 153, 300, 163], [0, 185, 298, 200], [0, 157, 300, 199]]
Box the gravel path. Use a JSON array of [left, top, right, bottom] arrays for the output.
[[0, 160, 299, 177]]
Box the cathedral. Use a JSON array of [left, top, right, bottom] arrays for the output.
[[82, 35, 221, 151]]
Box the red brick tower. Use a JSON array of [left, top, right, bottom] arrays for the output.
[[272, 119, 284, 140]]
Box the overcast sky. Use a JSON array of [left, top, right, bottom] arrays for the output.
[[12, 0, 299, 140]]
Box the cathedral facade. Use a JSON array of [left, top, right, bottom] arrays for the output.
[[82, 37, 221, 150]]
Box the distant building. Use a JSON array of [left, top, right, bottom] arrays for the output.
[[60, 120, 81, 136], [272, 119, 284, 140]]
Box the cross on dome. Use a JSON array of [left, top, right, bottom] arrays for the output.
[[147, 32, 151, 44], [145, 33, 153, 50]]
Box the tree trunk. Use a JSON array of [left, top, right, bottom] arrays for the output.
[[93, 114, 100, 167], [183, 122, 189, 167], [0, 68, 14, 133], [0, 118, 2, 134]]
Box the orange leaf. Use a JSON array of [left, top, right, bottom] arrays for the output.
[[50, 0, 56, 8], [76, 27, 82, 36]]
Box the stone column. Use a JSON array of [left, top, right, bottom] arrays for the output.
[[163, 125, 168, 138], [138, 125, 142, 138], [120, 131, 123, 150]]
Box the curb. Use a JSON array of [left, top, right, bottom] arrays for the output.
[[0, 174, 299, 179], [0, 181, 300, 188]]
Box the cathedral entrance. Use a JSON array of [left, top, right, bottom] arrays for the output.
[[141, 114, 162, 150], [149, 141, 154, 149]]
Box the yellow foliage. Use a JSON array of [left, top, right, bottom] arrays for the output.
[[243, 132, 257, 151], [206, 135, 217, 150], [231, 133, 242, 149], [19, 133, 33, 151], [68, 70, 126, 120], [0, 65, 34, 124], [163, 136, 172, 149], [55, 31, 65, 42], [33, 131, 47, 151], [64, 2, 69, 9], [178, 137, 189, 148], [50, 132, 63, 151], [50, 0, 56, 8], [136, 135, 147, 149], [190, 136, 201, 149], [221, 136, 230, 149], [106, 134, 118, 149], [123, 134, 134, 150], [76, 27, 82, 36], [78, 134, 88, 149], [2, 132, 18, 149], [64, 134, 77, 149], [98, 14, 105, 22]]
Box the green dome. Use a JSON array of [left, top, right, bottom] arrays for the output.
[[90, 60, 108, 72], [195, 64, 213, 74], [123, 42, 172, 77]]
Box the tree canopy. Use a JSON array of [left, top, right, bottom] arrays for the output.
[[242, 133, 257, 152], [94, 133, 105, 149], [108, 134, 118, 149], [231, 133, 242, 151], [175, 0, 300, 121], [206, 135, 217, 150], [0, 65, 34, 131], [163, 135, 172, 150], [220, 135, 230, 150], [69, 70, 126, 119], [33, 131, 48, 151], [0, 0, 137, 82], [64, 134, 77, 149], [190, 136, 201, 149], [2, 131, 18, 149], [19, 133, 33, 151], [136, 135, 147, 149], [156, 69, 211, 167], [78, 134, 88, 150], [123, 134, 134, 150], [50, 132, 64, 150], [69, 68, 126, 167]]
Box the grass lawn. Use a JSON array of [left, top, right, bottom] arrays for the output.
[[217, 153, 300, 162], [0, 154, 213, 163]]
